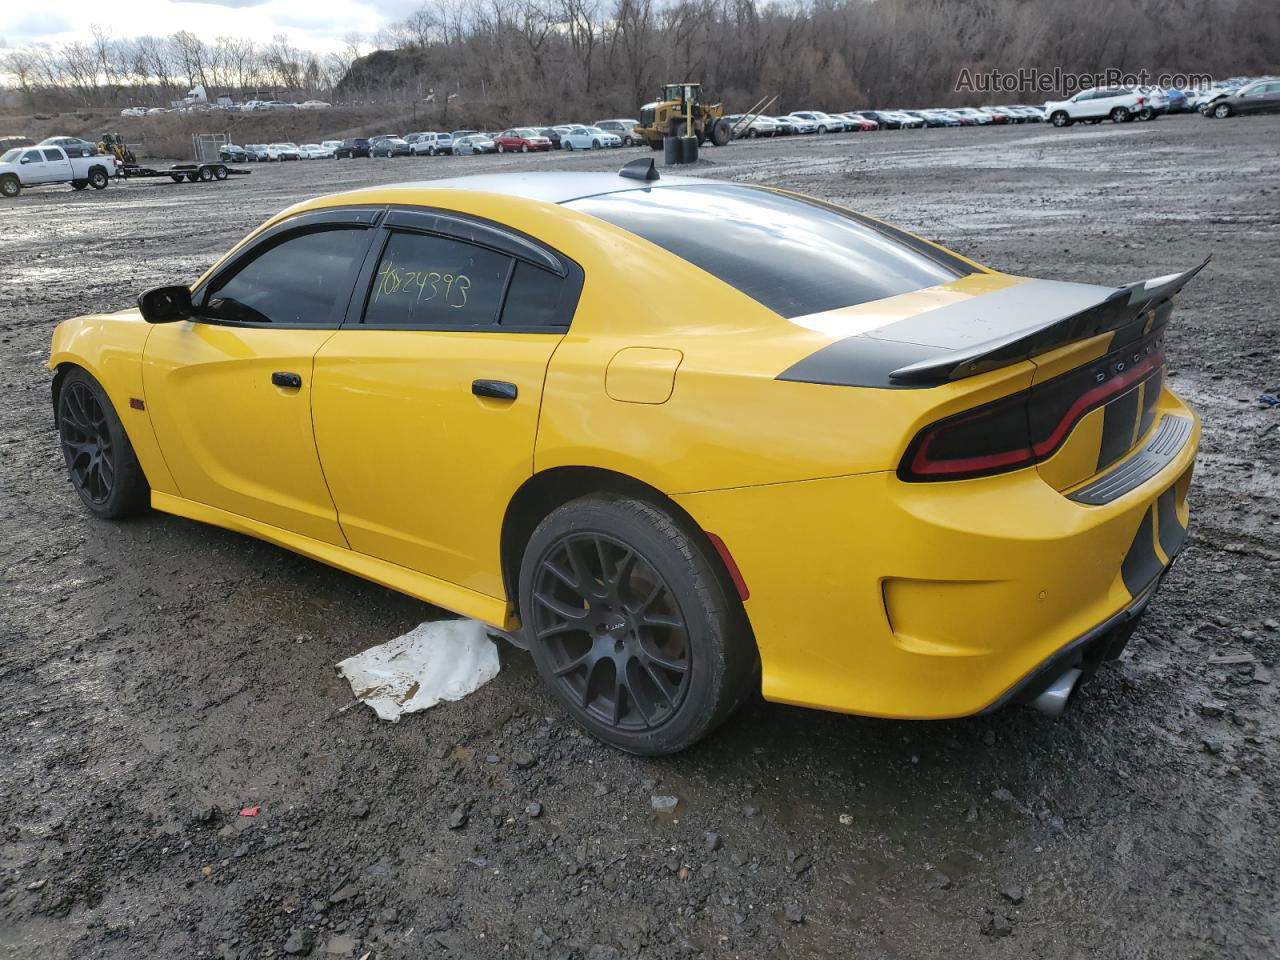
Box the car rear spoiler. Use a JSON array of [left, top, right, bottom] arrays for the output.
[[886, 257, 1210, 386]]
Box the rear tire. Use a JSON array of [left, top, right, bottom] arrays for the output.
[[520, 494, 757, 755], [213, 164, 228, 180], [56, 368, 150, 520], [88, 168, 109, 189], [1111, 107, 1129, 123]]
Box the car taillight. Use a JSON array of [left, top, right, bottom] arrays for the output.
[[899, 337, 1166, 482], [1136, 95, 1147, 104]]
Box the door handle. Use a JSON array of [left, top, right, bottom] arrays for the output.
[[272, 371, 302, 389], [472, 379, 517, 401]]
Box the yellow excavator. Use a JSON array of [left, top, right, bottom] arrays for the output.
[[97, 133, 136, 166], [634, 83, 733, 149]]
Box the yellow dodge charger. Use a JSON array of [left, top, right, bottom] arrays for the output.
[[49, 163, 1203, 753]]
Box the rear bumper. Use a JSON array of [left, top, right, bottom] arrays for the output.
[[674, 394, 1198, 719]]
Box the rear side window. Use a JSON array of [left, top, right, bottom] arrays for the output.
[[201, 227, 370, 325], [567, 184, 973, 318], [42, 149, 62, 161], [365, 232, 511, 327]]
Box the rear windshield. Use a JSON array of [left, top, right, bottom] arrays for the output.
[[566, 184, 974, 317]]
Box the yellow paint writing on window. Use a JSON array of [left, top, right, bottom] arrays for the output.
[[374, 259, 471, 308]]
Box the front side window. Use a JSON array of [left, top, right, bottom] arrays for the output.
[[201, 227, 370, 325], [22, 150, 41, 163], [365, 232, 511, 327], [567, 184, 973, 319]]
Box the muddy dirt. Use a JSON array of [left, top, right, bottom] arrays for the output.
[[2, 115, 1278, 959]]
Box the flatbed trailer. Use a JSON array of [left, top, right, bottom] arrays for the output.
[[119, 162, 251, 183]]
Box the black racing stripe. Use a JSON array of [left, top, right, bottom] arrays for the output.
[[1138, 366, 1163, 439], [1121, 508, 1164, 596], [1156, 485, 1188, 559], [777, 336, 941, 389], [1097, 384, 1142, 471]]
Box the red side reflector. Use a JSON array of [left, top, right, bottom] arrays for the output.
[[705, 532, 750, 602]]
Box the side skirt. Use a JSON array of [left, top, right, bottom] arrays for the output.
[[151, 491, 515, 630]]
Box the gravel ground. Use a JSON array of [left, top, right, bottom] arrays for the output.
[[1, 114, 1277, 960]]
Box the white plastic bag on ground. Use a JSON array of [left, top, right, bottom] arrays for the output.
[[336, 619, 501, 722]]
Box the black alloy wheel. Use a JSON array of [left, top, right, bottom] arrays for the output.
[[60, 379, 114, 505], [529, 532, 691, 732], [520, 495, 758, 754]]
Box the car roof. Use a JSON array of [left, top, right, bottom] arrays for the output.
[[347, 171, 711, 206]]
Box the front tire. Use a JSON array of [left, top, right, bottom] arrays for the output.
[[1213, 103, 1231, 119], [520, 495, 757, 755], [1050, 111, 1071, 127], [0, 175, 20, 198], [57, 369, 150, 519]]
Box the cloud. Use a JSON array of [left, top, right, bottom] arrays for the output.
[[7, 12, 72, 40], [177, 0, 271, 7]]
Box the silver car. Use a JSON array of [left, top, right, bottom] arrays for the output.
[[453, 134, 496, 155]]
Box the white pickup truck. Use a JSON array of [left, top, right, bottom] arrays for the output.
[[0, 145, 119, 198]]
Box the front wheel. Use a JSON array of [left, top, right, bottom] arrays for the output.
[[592, 139, 601, 149], [564, 140, 573, 151], [520, 495, 757, 755], [1, 175, 20, 198], [56, 368, 150, 519], [1213, 103, 1231, 119], [1050, 111, 1071, 127], [521, 144, 529, 153], [497, 143, 505, 153]]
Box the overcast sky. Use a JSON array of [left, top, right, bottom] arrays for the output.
[[2, 0, 421, 54]]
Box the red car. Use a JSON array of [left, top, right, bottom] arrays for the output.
[[494, 128, 553, 153]]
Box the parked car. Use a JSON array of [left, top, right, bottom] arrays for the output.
[[844, 112, 880, 131], [146, 108, 170, 116], [321, 140, 344, 157], [262, 101, 296, 111], [1008, 105, 1045, 122], [53, 172, 1205, 753], [452, 134, 496, 155], [335, 138, 371, 159], [1133, 87, 1170, 120], [1, 145, 117, 198], [266, 143, 301, 161], [218, 143, 249, 163], [1044, 87, 1147, 126], [561, 126, 622, 150], [789, 111, 842, 133], [372, 137, 412, 157], [297, 100, 331, 110], [594, 119, 642, 145], [299, 143, 330, 159], [241, 144, 269, 162], [778, 114, 818, 133], [948, 107, 992, 125], [410, 132, 454, 156], [495, 128, 554, 153], [38, 136, 99, 158], [0, 136, 35, 153], [1200, 79, 1280, 118], [120, 107, 147, 118], [450, 129, 479, 141], [763, 116, 795, 135], [724, 114, 778, 138], [536, 127, 565, 149]]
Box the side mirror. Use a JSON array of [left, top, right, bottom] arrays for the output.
[[137, 285, 193, 324]]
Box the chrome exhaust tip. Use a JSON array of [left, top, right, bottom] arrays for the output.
[[1030, 668, 1083, 718]]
